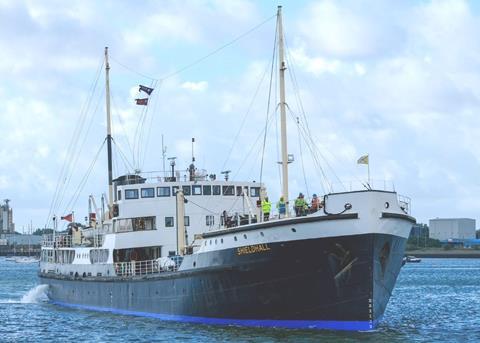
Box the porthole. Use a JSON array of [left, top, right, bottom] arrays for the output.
[[244, 234, 247, 239], [210, 240, 212, 245], [385, 202, 390, 209], [234, 236, 238, 241], [193, 261, 196, 267], [260, 232, 264, 237], [221, 238, 224, 243], [291, 228, 296, 232], [215, 239, 217, 244]]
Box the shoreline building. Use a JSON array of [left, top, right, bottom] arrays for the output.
[[429, 218, 476, 241], [0, 199, 15, 235]]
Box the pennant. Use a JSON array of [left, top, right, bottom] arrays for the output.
[[357, 154, 369, 165], [135, 98, 149, 106], [61, 213, 73, 222], [139, 85, 154, 95]]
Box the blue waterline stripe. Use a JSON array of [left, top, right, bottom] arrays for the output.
[[51, 301, 378, 331]]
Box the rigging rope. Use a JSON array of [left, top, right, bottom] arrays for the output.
[[62, 139, 106, 216], [220, 64, 270, 172], [108, 14, 276, 83], [259, 21, 278, 186], [112, 138, 135, 172], [296, 116, 310, 198], [110, 92, 135, 166], [283, 35, 346, 192], [158, 14, 276, 81], [140, 80, 161, 170], [45, 56, 104, 227]]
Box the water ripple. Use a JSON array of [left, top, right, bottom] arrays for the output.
[[1, 257, 480, 342]]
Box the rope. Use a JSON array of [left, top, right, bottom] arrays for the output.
[[62, 139, 106, 216], [186, 198, 219, 215], [45, 56, 104, 227], [296, 117, 310, 198], [110, 56, 158, 81], [140, 80, 161, 169], [220, 63, 269, 172], [158, 14, 276, 81], [112, 138, 135, 173], [111, 92, 135, 164], [259, 21, 278, 185]]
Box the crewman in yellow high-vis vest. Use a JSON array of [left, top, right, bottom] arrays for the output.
[[262, 197, 272, 221]]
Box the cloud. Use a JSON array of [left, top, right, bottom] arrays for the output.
[[2, 0, 480, 229], [297, 0, 405, 59], [181, 81, 208, 91]]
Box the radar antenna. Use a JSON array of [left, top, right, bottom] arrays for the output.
[[221, 170, 231, 181]]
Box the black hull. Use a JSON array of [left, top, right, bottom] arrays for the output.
[[40, 233, 406, 330]]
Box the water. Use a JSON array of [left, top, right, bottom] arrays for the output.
[[1, 258, 480, 342]]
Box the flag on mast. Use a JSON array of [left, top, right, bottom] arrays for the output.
[[135, 98, 149, 106], [139, 85, 154, 95], [61, 213, 73, 222], [357, 154, 369, 165], [357, 154, 370, 185]]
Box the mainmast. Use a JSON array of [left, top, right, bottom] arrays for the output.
[[277, 6, 289, 217], [105, 47, 114, 212]]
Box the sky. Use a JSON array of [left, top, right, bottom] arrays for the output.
[[1, 0, 480, 231]]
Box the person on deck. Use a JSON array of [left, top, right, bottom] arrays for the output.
[[310, 194, 320, 213], [294, 193, 307, 216], [262, 197, 272, 221], [277, 196, 286, 219]]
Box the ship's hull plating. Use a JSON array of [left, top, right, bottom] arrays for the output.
[[40, 233, 406, 331]]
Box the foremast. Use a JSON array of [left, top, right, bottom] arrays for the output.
[[104, 47, 114, 212], [277, 6, 289, 217]]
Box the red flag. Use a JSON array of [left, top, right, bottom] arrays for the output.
[[61, 213, 73, 222], [135, 98, 148, 106]]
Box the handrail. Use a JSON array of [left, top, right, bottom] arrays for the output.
[[42, 233, 104, 248], [114, 258, 180, 277], [42, 234, 72, 248]]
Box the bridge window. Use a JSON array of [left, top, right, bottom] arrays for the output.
[[90, 249, 109, 264], [222, 185, 234, 196], [203, 185, 212, 195], [172, 186, 179, 196], [182, 185, 191, 196], [165, 217, 174, 227], [125, 189, 139, 199], [157, 187, 170, 197], [213, 185, 221, 195], [192, 185, 202, 195], [250, 187, 260, 197], [115, 217, 156, 232], [141, 188, 155, 198], [184, 216, 190, 226], [117, 190, 122, 200], [206, 215, 214, 226], [236, 186, 243, 196]]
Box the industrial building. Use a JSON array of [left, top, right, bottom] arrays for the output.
[[0, 199, 15, 234], [429, 218, 476, 241]]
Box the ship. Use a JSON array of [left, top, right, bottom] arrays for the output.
[[39, 7, 415, 331]]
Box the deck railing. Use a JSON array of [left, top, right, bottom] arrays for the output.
[[42, 233, 104, 248], [42, 234, 72, 248], [114, 258, 180, 277]]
